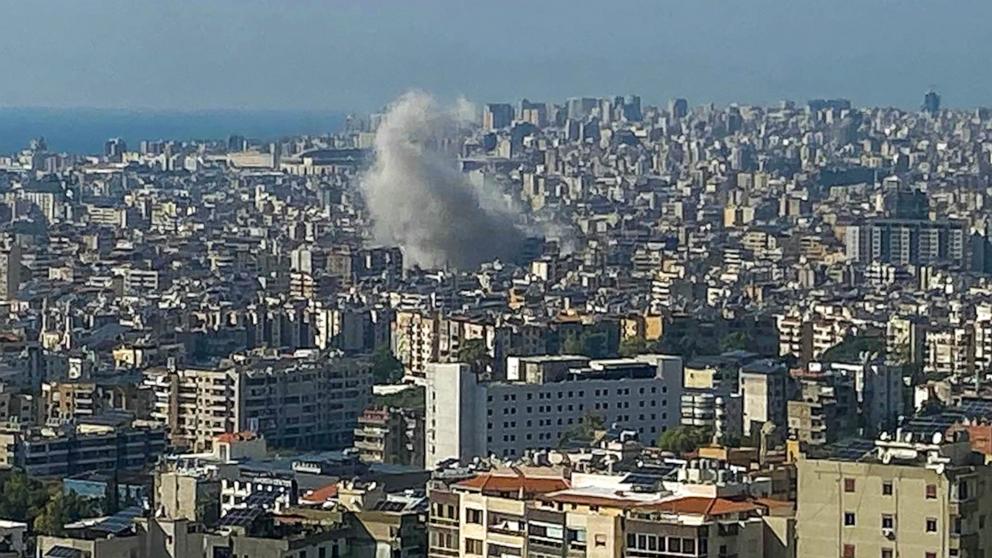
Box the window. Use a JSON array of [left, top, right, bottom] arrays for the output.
[[881, 514, 893, 529], [844, 512, 856, 526], [926, 484, 937, 499], [926, 518, 937, 532], [881, 549, 892, 558], [594, 535, 606, 547], [465, 539, 483, 555], [842, 544, 855, 558], [466, 508, 483, 524], [844, 479, 856, 493], [882, 481, 893, 495], [926, 553, 936, 558]]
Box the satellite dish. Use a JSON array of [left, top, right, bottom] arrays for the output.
[[932, 432, 943, 445]]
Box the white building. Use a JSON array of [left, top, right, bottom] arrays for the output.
[[426, 355, 683, 467]]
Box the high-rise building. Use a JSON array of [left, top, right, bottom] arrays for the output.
[[846, 218, 967, 269], [0, 241, 21, 303], [622, 94, 642, 121], [669, 98, 689, 119], [482, 103, 513, 131], [144, 351, 371, 452], [104, 137, 128, 161], [425, 355, 683, 467], [923, 90, 941, 116]]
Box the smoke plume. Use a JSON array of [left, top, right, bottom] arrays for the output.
[[361, 91, 526, 269]]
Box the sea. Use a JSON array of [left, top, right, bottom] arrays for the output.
[[0, 107, 346, 155]]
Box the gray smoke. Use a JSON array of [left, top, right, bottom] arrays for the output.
[[361, 91, 527, 269]]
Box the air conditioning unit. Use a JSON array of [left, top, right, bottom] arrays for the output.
[[882, 528, 895, 540]]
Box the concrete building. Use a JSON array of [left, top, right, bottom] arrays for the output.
[[428, 467, 792, 558], [0, 422, 166, 476], [483, 103, 514, 131], [0, 242, 20, 303], [809, 359, 904, 436], [846, 218, 968, 269], [739, 359, 790, 438], [144, 351, 371, 451], [798, 431, 992, 558], [425, 355, 683, 467], [352, 406, 425, 467]]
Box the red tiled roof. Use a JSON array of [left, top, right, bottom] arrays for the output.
[[455, 473, 569, 496], [303, 484, 339, 503], [538, 491, 651, 509], [637, 496, 758, 518]]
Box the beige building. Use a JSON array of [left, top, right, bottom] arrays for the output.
[[798, 431, 992, 558], [428, 468, 792, 558], [144, 351, 370, 451]]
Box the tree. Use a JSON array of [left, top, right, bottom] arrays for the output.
[[820, 335, 885, 364], [370, 345, 404, 384], [657, 426, 712, 454], [457, 338, 492, 375], [0, 472, 47, 524], [719, 331, 753, 353], [558, 412, 606, 448], [619, 337, 652, 357], [373, 386, 425, 411], [562, 331, 612, 359], [34, 489, 97, 536]]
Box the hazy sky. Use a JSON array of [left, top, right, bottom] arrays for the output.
[[1, 0, 989, 112]]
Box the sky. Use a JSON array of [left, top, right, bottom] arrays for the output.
[[0, 0, 989, 113]]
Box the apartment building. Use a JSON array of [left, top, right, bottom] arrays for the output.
[[798, 431, 992, 558], [144, 365, 241, 451], [775, 311, 812, 364], [0, 422, 166, 476], [144, 350, 371, 451], [428, 467, 791, 558], [846, 218, 967, 269], [425, 355, 683, 467], [353, 406, 425, 467], [41, 380, 149, 425], [739, 359, 790, 438]]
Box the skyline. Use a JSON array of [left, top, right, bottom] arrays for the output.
[[1, 0, 990, 113]]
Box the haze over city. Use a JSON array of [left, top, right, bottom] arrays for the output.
[[3, 3, 992, 558], [1, 0, 991, 112]]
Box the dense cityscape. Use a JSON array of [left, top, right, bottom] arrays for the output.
[[1, 88, 992, 558]]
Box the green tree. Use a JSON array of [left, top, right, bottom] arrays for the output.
[[562, 331, 611, 359], [457, 338, 492, 375], [820, 335, 885, 363], [373, 386, 425, 411], [370, 345, 404, 384], [558, 412, 606, 448], [719, 331, 753, 353], [34, 489, 97, 536], [657, 426, 712, 454], [0, 472, 47, 523], [619, 337, 652, 357]]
